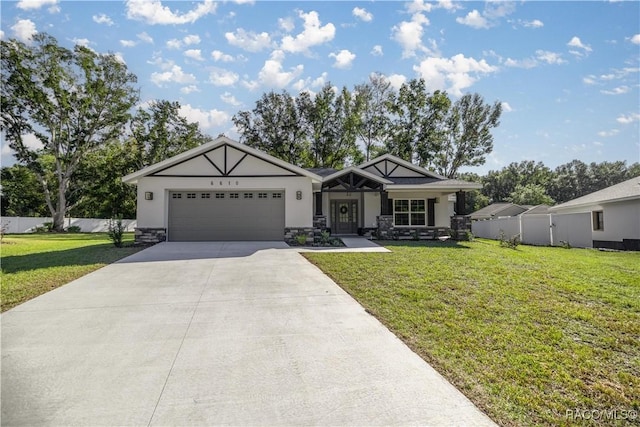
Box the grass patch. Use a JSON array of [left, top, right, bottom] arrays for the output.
[[303, 239, 640, 426], [1, 233, 145, 312]]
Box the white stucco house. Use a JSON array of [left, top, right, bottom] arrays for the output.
[[548, 175, 640, 250], [123, 136, 481, 243]]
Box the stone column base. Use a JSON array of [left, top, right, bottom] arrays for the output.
[[135, 227, 166, 244]]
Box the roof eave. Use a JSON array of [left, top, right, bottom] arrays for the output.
[[549, 194, 640, 211]]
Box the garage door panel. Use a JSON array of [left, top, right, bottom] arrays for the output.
[[168, 191, 284, 241]]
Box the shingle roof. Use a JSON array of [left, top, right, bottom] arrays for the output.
[[306, 168, 338, 177], [550, 175, 640, 210], [469, 203, 528, 220]]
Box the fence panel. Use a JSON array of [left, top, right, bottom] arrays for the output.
[[1, 217, 137, 234], [551, 213, 592, 248], [521, 215, 552, 246]]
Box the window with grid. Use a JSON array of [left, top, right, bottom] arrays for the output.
[[229, 193, 239, 199], [258, 192, 268, 199], [394, 199, 426, 226], [201, 193, 211, 199], [215, 193, 225, 199], [186, 193, 196, 199], [272, 193, 282, 199], [243, 193, 253, 199], [172, 193, 182, 199]]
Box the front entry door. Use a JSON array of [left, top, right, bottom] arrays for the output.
[[332, 200, 358, 234]]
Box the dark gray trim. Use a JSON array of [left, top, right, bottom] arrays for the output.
[[151, 174, 298, 178], [227, 152, 248, 175], [203, 152, 225, 175]]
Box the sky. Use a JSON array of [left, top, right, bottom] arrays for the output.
[[1, 0, 639, 175]]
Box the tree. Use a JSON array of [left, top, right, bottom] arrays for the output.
[[507, 184, 555, 206], [0, 165, 49, 217], [299, 83, 363, 168], [354, 73, 393, 161], [434, 93, 502, 178], [482, 161, 553, 202], [232, 91, 310, 167], [1, 34, 139, 231], [131, 100, 211, 169]]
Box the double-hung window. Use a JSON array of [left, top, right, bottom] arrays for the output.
[[394, 199, 426, 226]]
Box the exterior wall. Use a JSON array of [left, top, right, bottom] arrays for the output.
[[363, 192, 380, 228], [551, 199, 640, 243], [135, 176, 313, 229], [387, 191, 453, 228]]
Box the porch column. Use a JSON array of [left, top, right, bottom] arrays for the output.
[[456, 191, 466, 215], [380, 192, 390, 215], [315, 192, 323, 216]]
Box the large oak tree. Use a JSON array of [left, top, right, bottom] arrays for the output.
[[1, 34, 139, 230]]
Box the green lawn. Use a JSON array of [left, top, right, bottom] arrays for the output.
[[303, 239, 640, 426], [1, 233, 144, 312]]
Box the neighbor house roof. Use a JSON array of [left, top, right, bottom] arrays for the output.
[[549, 175, 640, 211], [521, 205, 551, 215], [469, 203, 529, 220]]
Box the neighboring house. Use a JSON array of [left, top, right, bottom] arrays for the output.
[[122, 136, 481, 243], [469, 203, 530, 221], [548, 176, 640, 250], [520, 204, 551, 215]]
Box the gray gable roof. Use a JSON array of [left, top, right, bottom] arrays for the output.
[[550, 175, 640, 211], [469, 203, 528, 220]]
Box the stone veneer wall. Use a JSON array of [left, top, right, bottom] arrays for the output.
[[284, 216, 328, 245], [376, 214, 472, 240], [135, 227, 166, 244]]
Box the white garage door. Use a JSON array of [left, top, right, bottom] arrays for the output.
[[168, 191, 285, 241]]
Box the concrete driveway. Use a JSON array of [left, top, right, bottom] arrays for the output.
[[1, 242, 494, 426]]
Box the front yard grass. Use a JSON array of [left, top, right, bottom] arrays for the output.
[[303, 239, 640, 426], [1, 233, 144, 312]]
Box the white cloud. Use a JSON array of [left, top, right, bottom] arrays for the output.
[[536, 50, 567, 65], [601, 86, 630, 95], [0, 30, 5, 40], [211, 50, 235, 62], [371, 45, 383, 56], [150, 65, 196, 86], [616, 113, 640, 124], [329, 49, 355, 69], [180, 85, 200, 94], [225, 28, 272, 52], [278, 17, 295, 32], [72, 38, 90, 47], [413, 54, 498, 96], [93, 14, 114, 26], [501, 102, 513, 112], [583, 75, 597, 85], [352, 7, 373, 22], [16, 0, 57, 10], [209, 68, 239, 86], [220, 92, 242, 106], [522, 19, 544, 28], [11, 19, 37, 43], [137, 32, 153, 44], [387, 74, 407, 90], [184, 49, 204, 61], [113, 52, 126, 64], [456, 10, 489, 29], [126, 0, 217, 25], [183, 35, 201, 45], [241, 79, 260, 91], [504, 57, 538, 69], [258, 49, 304, 88], [407, 0, 433, 14], [120, 39, 137, 48], [166, 34, 200, 50], [631, 34, 640, 45], [567, 36, 592, 52], [391, 12, 430, 58], [597, 129, 619, 137], [280, 10, 335, 54], [179, 104, 229, 129]]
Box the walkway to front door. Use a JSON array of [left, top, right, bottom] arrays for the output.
[[331, 199, 358, 234]]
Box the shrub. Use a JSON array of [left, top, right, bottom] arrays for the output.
[[499, 231, 520, 249], [66, 225, 82, 233], [108, 217, 125, 248], [465, 231, 475, 241], [294, 234, 308, 246], [559, 240, 572, 249], [43, 222, 54, 232], [319, 230, 331, 245]]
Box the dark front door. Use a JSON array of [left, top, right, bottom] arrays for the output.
[[332, 200, 358, 234]]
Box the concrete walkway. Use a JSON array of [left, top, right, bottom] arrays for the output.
[[1, 242, 494, 426]]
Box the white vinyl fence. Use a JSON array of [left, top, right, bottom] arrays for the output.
[[472, 212, 592, 248], [1, 216, 137, 234]]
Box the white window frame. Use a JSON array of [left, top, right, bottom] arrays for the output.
[[393, 199, 426, 227]]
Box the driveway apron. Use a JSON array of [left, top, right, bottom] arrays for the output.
[[1, 242, 495, 426]]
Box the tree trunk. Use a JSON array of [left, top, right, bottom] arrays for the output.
[[53, 177, 68, 231]]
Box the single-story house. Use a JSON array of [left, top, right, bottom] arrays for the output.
[[469, 202, 531, 221], [548, 175, 640, 250], [122, 136, 481, 243]]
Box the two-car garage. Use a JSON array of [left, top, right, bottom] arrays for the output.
[[168, 190, 285, 241]]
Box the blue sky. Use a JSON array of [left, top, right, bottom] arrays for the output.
[[1, 0, 639, 174]]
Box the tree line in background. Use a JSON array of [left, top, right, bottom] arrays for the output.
[[1, 35, 637, 228]]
